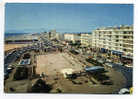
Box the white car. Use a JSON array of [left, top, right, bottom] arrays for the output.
[[105, 62, 114, 68], [118, 88, 130, 94]]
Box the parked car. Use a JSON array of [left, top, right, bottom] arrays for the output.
[[7, 67, 14, 70], [105, 62, 115, 68], [97, 59, 106, 64], [118, 88, 130, 94]]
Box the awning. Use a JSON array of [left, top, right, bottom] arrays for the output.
[[122, 55, 133, 59], [111, 50, 123, 55], [85, 66, 104, 72]]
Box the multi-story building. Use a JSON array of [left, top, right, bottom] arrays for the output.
[[49, 30, 57, 39], [91, 25, 133, 58], [64, 33, 81, 43], [55, 33, 64, 41], [81, 33, 92, 47], [64, 33, 74, 41]]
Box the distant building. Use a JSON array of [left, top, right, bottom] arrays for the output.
[[64, 33, 74, 41], [56, 33, 64, 41], [64, 33, 81, 43], [49, 30, 57, 39], [91, 25, 133, 58], [81, 33, 92, 47], [42, 32, 49, 38]]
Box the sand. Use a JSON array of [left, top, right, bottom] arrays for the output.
[[4, 44, 30, 51], [36, 52, 83, 75]]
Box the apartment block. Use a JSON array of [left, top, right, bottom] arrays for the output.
[[81, 33, 92, 47], [55, 33, 64, 41], [91, 25, 133, 57], [64, 33, 80, 43]]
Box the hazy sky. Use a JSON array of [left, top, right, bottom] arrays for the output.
[[5, 3, 133, 33]]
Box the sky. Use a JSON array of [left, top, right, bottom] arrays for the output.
[[5, 3, 133, 33]]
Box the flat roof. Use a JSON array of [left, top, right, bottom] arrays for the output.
[[19, 59, 31, 65], [85, 66, 104, 72]]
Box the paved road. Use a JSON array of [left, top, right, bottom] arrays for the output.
[[113, 65, 133, 88], [4, 51, 17, 66]]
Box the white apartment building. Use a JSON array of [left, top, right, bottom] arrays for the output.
[[81, 33, 92, 47], [55, 33, 64, 41], [64, 33, 74, 41], [64, 33, 80, 43], [91, 25, 133, 57]]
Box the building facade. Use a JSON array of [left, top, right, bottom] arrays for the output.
[[81, 33, 92, 47], [55, 33, 64, 41], [64, 33, 81, 43], [49, 30, 57, 39], [91, 25, 133, 58]]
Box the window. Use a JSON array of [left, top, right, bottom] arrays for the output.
[[123, 36, 128, 39], [123, 49, 127, 51]]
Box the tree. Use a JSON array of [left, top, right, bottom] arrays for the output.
[[31, 79, 52, 93]]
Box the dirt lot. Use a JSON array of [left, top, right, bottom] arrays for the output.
[[36, 52, 83, 75], [5, 44, 30, 51], [36, 52, 126, 93]]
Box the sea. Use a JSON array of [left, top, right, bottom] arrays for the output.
[[5, 33, 28, 37]]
